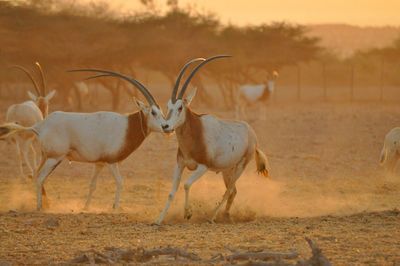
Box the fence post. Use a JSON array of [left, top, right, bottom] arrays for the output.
[[296, 64, 301, 101], [379, 57, 385, 101], [350, 64, 355, 102], [322, 62, 327, 101]]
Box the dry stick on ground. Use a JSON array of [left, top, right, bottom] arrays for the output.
[[224, 250, 298, 263], [296, 237, 332, 266], [67, 238, 330, 265]]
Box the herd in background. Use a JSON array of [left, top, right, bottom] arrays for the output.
[[0, 55, 397, 224]]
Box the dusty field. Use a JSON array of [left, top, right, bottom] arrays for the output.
[[1, 96, 400, 264]]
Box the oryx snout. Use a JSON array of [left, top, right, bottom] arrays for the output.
[[161, 123, 172, 133]]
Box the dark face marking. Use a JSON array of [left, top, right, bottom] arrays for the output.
[[166, 109, 173, 120], [100, 111, 148, 163]]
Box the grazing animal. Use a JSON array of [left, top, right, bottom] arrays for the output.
[[235, 71, 278, 120], [154, 56, 270, 224], [380, 127, 400, 176], [4, 63, 56, 178], [0, 69, 165, 211]]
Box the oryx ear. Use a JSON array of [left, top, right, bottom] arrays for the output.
[[185, 88, 197, 106], [45, 90, 56, 100], [134, 97, 148, 111], [27, 91, 37, 101]]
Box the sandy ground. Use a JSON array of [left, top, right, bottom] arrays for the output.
[[1, 98, 400, 264]]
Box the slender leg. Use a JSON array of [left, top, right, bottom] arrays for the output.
[[153, 162, 185, 224], [211, 161, 246, 222], [30, 138, 38, 169], [222, 171, 237, 216], [183, 164, 208, 220], [14, 137, 24, 178], [107, 163, 123, 210], [84, 164, 104, 210], [35, 153, 47, 196], [36, 157, 62, 211], [22, 138, 34, 178]]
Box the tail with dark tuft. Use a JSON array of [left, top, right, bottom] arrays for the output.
[[255, 148, 270, 178], [0, 126, 11, 138], [0, 123, 32, 139]]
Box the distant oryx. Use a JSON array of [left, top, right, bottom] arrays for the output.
[[380, 127, 400, 177], [236, 71, 278, 120], [154, 56, 270, 224], [5, 63, 56, 178], [0, 69, 166, 211]]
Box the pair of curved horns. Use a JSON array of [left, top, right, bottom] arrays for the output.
[[67, 69, 158, 106], [171, 55, 231, 102], [10, 62, 47, 96]]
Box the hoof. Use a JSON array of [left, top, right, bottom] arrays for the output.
[[184, 208, 192, 220], [150, 222, 161, 226]]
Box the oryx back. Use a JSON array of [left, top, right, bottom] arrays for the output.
[[35, 111, 129, 162], [202, 115, 256, 170]]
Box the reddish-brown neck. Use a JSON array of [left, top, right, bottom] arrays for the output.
[[175, 108, 209, 166]]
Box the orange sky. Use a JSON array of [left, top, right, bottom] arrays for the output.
[[100, 0, 400, 26]]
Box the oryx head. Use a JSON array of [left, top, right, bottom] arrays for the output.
[[11, 62, 56, 117], [162, 55, 231, 133], [68, 69, 166, 133]]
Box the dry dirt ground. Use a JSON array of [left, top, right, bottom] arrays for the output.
[[0, 97, 400, 264]]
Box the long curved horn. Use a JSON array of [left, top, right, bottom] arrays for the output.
[[84, 74, 138, 98], [10, 65, 41, 96], [83, 74, 111, 81], [171, 58, 205, 103], [35, 62, 47, 95], [177, 55, 231, 99], [68, 69, 158, 106]]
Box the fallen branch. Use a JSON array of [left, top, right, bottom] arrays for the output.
[[297, 237, 332, 266], [66, 237, 331, 265], [225, 250, 298, 262]]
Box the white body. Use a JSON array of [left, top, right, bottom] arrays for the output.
[[0, 101, 165, 211], [34, 111, 127, 163], [380, 127, 400, 176], [154, 90, 269, 224], [236, 81, 275, 120], [6, 101, 43, 177]]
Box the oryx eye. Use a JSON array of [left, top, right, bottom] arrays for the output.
[[151, 110, 156, 116], [178, 106, 183, 112]]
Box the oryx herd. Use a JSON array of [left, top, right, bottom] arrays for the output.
[[0, 55, 397, 224], [0, 55, 270, 224]]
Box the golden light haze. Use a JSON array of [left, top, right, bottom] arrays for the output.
[[101, 0, 400, 26]]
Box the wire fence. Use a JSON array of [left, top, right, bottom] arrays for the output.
[[275, 60, 400, 103]]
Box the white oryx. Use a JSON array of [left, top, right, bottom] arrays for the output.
[[5, 63, 55, 178], [235, 71, 279, 120], [380, 127, 400, 176], [0, 69, 165, 211], [154, 56, 270, 224]]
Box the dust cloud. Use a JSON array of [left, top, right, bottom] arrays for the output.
[[1, 164, 399, 223]]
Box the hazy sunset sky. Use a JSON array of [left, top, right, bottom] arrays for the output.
[[100, 0, 400, 26]]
